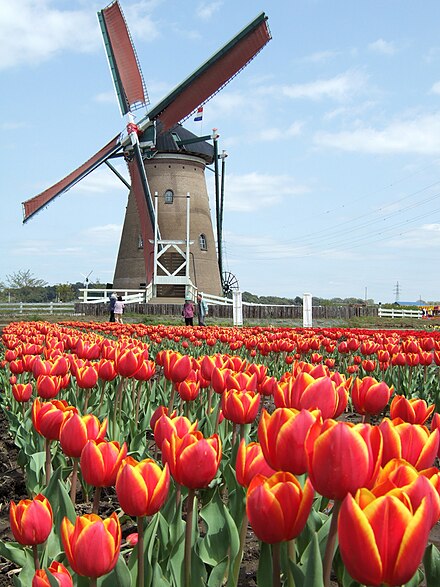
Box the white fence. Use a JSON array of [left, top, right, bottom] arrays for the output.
[[79, 287, 152, 304], [0, 302, 76, 316], [378, 307, 422, 319]]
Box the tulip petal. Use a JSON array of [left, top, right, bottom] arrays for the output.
[[338, 494, 382, 586]]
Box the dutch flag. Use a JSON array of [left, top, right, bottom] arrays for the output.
[[194, 106, 203, 122]]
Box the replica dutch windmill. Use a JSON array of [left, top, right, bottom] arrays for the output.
[[22, 1, 271, 298]]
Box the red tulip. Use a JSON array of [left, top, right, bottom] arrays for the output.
[[379, 418, 439, 470], [59, 413, 107, 458], [338, 490, 431, 586], [80, 440, 127, 487], [221, 389, 260, 425], [235, 439, 276, 488], [246, 472, 314, 543], [115, 456, 170, 517], [153, 413, 197, 451], [371, 458, 440, 528], [177, 379, 200, 402], [10, 494, 53, 546], [306, 420, 382, 500], [32, 561, 73, 587], [32, 398, 77, 441], [389, 395, 435, 425], [61, 512, 121, 578], [36, 374, 62, 399], [96, 359, 117, 382], [351, 376, 394, 417], [75, 364, 98, 389], [11, 382, 33, 402], [162, 430, 221, 489], [258, 407, 321, 475]]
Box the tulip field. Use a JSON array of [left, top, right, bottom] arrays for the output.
[[2, 320, 440, 586]]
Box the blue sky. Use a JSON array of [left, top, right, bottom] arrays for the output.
[[2, 0, 440, 303]]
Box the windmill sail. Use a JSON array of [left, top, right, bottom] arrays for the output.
[[22, 135, 121, 222], [148, 12, 271, 131], [98, 1, 148, 115]]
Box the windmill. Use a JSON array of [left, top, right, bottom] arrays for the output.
[[22, 1, 271, 298]]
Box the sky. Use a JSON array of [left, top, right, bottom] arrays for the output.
[[3, 1, 440, 304]]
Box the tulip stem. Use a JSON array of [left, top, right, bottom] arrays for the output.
[[184, 488, 196, 587], [231, 511, 248, 586], [137, 516, 144, 587], [45, 438, 51, 486], [272, 542, 281, 587], [92, 486, 101, 515], [287, 539, 296, 587], [32, 544, 40, 570], [135, 381, 143, 426], [323, 499, 342, 587], [167, 382, 176, 412], [89, 579, 97, 587], [214, 397, 222, 435], [207, 387, 213, 417], [70, 458, 78, 504], [83, 389, 91, 413]]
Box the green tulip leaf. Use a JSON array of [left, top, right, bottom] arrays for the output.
[[404, 568, 424, 587], [13, 554, 35, 587], [302, 531, 324, 587], [198, 489, 231, 566], [167, 530, 185, 587], [256, 541, 272, 587], [208, 557, 228, 587], [152, 559, 172, 586], [0, 541, 33, 568], [99, 555, 132, 587], [424, 544, 440, 587], [44, 568, 61, 587]]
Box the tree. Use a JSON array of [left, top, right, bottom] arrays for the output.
[[55, 283, 76, 302], [6, 270, 48, 288], [5, 270, 49, 303]]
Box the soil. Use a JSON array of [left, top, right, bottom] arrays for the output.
[[0, 407, 439, 587]]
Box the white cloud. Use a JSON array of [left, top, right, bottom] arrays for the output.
[[123, 2, 160, 40], [76, 164, 129, 194], [368, 39, 397, 55], [0, 0, 98, 70], [225, 172, 309, 212], [301, 50, 339, 64], [257, 122, 303, 142], [94, 91, 117, 104], [430, 81, 440, 95], [0, 0, 161, 71], [275, 70, 369, 102], [196, 1, 223, 20], [314, 112, 440, 155]]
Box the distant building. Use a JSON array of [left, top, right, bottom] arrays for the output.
[[396, 300, 426, 306]]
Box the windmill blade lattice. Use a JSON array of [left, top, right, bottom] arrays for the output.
[[98, 1, 149, 115]]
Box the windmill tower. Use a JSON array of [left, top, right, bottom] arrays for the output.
[[21, 1, 271, 297]]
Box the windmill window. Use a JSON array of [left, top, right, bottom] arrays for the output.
[[138, 234, 144, 249], [164, 189, 174, 204], [199, 233, 207, 251]]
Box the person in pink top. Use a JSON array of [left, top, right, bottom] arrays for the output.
[[114, 296, 125, 323], [182, 298, 194, 326]]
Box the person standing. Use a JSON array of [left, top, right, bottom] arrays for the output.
[[182, 298, 194, 326], [109, 293, 117, 322], [197, 293, 208, 326], [114, 295, 125, 323]]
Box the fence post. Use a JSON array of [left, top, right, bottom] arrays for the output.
[[232, 291, 243, 327], [303, 293, 312, 327]]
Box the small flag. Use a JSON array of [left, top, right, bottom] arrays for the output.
[[194, 106, 203, 122]]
